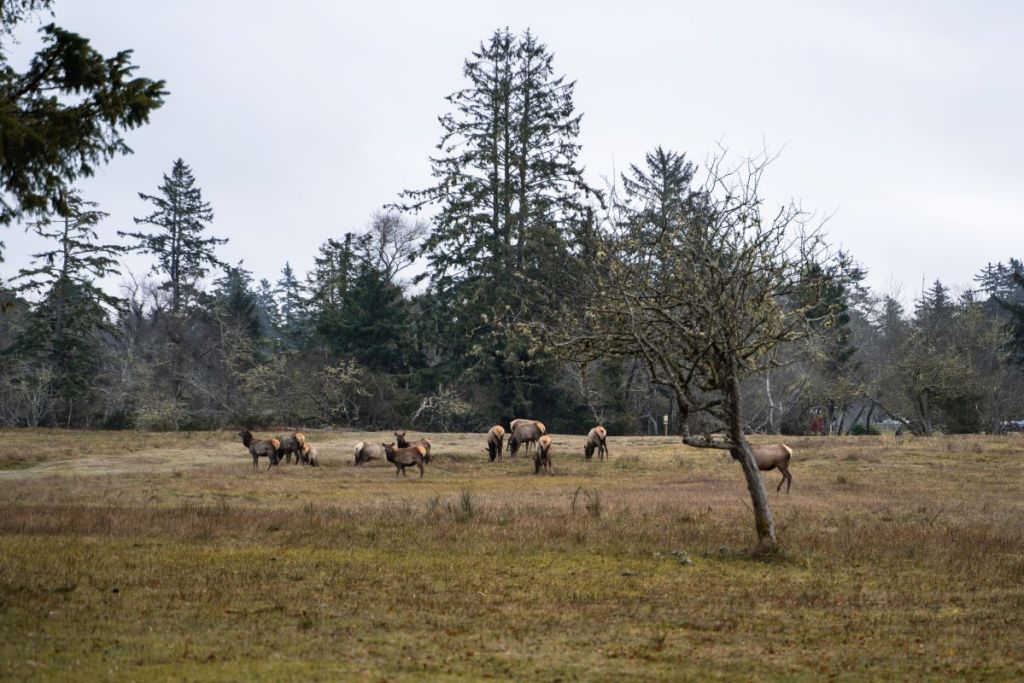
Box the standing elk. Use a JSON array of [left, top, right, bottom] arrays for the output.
[[277, 431, 306, 464], [238, 429, 280, 470], [354, 442, 384, 465], [383, 442, 428, 479], [485, 425, 505, 462], [534, 435, 553, 475], [747, 443, 794, 493], [583, 426, 608, 461], [394, 431, 432, 463], [508, 421, 545, 459]]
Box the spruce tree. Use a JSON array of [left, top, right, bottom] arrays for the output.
[[120, 159, 225, 313], [395, 28, 596, 419], [275, 262, 309, 350], [0, 1, 166, 239], [6, 190, 124, 423]]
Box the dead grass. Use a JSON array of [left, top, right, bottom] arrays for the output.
[[1, 429, 1023, 680]]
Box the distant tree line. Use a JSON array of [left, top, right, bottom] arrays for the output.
[[2, 18, 1023, 436]]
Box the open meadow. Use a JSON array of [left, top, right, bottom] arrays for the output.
[[1, 429, 1023, 681]]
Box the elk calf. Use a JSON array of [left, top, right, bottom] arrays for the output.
[[383, 442, 428, 479], [485, 425, 505, 462], [583, 426, 608, 461], [238, 429, 280, 470], [534, 435, 553, 475], [749, 443, 793, 493]]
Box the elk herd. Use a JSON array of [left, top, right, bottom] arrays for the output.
[[238, 421, 794, 491]]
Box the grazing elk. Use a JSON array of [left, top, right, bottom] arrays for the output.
[[277, 431, 306, 464], [485, 425, 505, 462], [354, 442, 384, 465], [300, 443, 319, 467], [393, 431, 432, 463], [534, 435, 553, 475], [747, 443, 794, 493], [238, 429, 280, 470], [383, 442, 428, 479], [508, 421, 545, 459], [583, 426, 608, 461]]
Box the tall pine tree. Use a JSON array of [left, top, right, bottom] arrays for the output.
[[6, 190, 124, 424], [395, 28, 597, 421], [120, 159, 225, 313]]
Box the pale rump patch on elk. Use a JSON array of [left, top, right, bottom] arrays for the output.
[[747, 443, 793, 493], [383, 442, 428, 479], [583, 426, 608, 461], [534, 434, 553, 475], [485, 425, 505, 462], [354, 442, 384, 465]]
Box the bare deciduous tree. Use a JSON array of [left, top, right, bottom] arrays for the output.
[[547, 150, 828, 547]]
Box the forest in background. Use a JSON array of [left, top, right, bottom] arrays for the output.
[[2, 15, 1023, 436]]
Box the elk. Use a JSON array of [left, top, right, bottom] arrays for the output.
[[277, 431, 306, 464], [583, 426, 608, 461], [747, 443, 793, 493], [508, 421, 545, 458], [393, 431, 432, 463], [238, 429, 280, 470], [300, 443, 319, 467], [485, 425, 505, 462], [383, 442, 428, 479], [354, 442, 384, 465], [534, 435, 553, 475]]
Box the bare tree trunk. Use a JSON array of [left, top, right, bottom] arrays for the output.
[[765, 371, 777, 435], [865, 403, 875, 433], [727, 372, 776, 548]]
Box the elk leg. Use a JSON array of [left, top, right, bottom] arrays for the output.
[[417, 462, 424, 479]]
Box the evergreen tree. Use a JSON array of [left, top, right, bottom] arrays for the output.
[[275, 262, 309, 350], [619, 147, 703, 243], [5, 191, 124, 423], [120, 159, 225, 313], [395, 28, 596, 420], [0, 1, 166, 239], [307, 234, 364, 347], [212, 263, 261, 339]]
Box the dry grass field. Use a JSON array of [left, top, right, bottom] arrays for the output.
[[1, 428, 1022, 681]]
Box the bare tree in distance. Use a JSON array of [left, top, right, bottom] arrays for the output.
[[545, 148, 831, 548], [362, 210, 428, 286]]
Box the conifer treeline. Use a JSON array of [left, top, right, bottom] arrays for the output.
[[1, 28, 1022, 433]]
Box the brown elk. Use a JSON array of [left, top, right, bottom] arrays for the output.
[[354, 442, 384, 465], [583, 426, 608, 461], [508, 421, 545, 458], [394, 431, 432, 463], [485, 425, 505, 462], [277, 431, 306, 464], [748, 443, 794, 493], [300, 443, 319, 467], [238, 429, 280, 470], [383, 442, 428, 479], [534, 435, 553, 475]]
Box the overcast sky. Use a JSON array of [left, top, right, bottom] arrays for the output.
[[4, 1, 1022, 303]]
